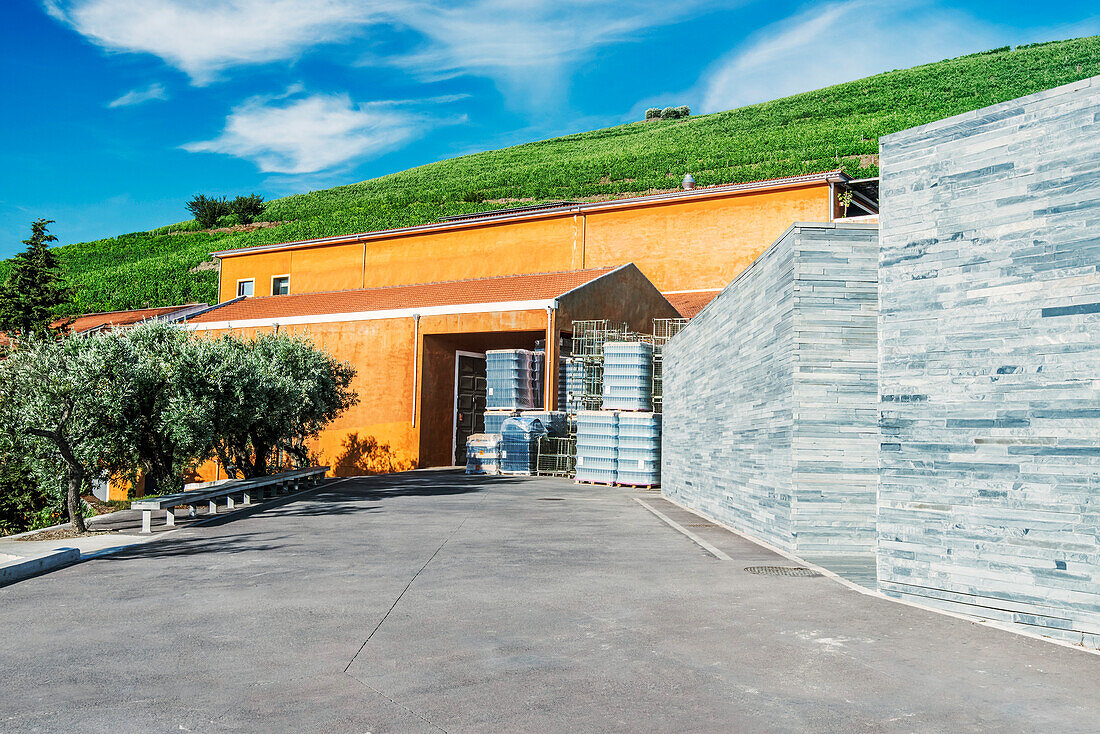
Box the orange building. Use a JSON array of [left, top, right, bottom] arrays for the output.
[[184, 171, 877, 477], [214, 172, 875, 315], [186, 266, 678, 474]]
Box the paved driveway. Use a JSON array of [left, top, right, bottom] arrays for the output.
[[2, 471, 1097, 733]]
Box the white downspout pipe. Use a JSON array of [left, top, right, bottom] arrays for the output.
[[412, 314, 420, 426], [545, 306, 554, 410]]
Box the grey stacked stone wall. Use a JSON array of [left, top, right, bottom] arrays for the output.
[[878, 76, 1100, 646], [662, 223, 879, 556]]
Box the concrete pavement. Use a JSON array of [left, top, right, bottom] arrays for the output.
[[1, 471, 1097, 733]]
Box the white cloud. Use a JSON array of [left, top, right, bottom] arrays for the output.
[[46, 0, 723, 104], [388, 0, 721, 105], [45, 0, 385, 85], [181, 91, 435, 174], [107, 82, 168, 107], [698, 0, 1003, 113]]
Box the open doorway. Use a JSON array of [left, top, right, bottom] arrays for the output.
[[420, 331, 545, 468], [453, 351, 487, 465]]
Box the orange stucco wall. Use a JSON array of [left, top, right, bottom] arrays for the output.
[[583, 185, 828, 290], [217, 183, 832, 302]]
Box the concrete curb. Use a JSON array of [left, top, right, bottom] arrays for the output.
[[0, 547, 81, 587]]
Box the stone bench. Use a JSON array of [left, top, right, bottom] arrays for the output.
[[130, 466, 329, 533]]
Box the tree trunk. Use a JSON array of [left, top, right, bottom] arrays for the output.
[[213, 443, 237, 480], [67, 465, 86, 533], [252, 443, 269, 477], [141, 459, 158, 498]]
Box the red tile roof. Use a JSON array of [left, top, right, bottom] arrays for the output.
[[58, 304, 207, 333], [189, 268, 617, 323], [663, 290, 721, 319]]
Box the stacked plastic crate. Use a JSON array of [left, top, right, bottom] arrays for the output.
[[564, 358, 586, 413], [520, 411, 569, 437], [573, 341, 663, 487], [483, 411, 518, 436], [499, 416, 547, 475], [574, 411, 618, 485], [558, 357, 569, 409], [601, 342, 654, 411], [465, 434, 502, 475], [486, 349, 540, 410], [615, 412, 661, 486], [525, 349, 539, 407]]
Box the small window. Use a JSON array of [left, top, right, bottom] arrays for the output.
[[237, 279, 254, 297], [272, 276, 290, 296]]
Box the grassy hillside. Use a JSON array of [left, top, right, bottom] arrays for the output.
[[10, 37, 1100, 314]]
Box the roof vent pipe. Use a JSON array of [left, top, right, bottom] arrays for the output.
[[682, 173, 695, 190]]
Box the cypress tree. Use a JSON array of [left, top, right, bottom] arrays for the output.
[[0, 219, 71, 335]]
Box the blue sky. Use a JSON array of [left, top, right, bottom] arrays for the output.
[[1, 0, 1097, 257]]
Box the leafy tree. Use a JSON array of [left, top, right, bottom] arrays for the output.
[[0, 333, 131, 532], [230, 194, 266, 224], [109, 322, 216, 497], [644, 108, 661, 120], [254, 331, 358, 467], [176, 330, 356, 479], [658, 106, 690, 120], [0, 219, 71, 336], [186, 194, 230, 229], [0, 326, 356, 530]]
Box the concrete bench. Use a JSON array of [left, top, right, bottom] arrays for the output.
[[130, 466, 329, 533]]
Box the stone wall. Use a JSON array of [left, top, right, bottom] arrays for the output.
[[877, 76, 1100, 646], [662, 223, 879, 556]]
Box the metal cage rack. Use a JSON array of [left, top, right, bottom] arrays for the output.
[[535, 436, 577, 477]]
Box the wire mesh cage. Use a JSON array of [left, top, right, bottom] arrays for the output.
[[572, 320, 629, 359], [652, 347, 664, 413], [652, 318, 690, 344], [536, 436, 577, 477]]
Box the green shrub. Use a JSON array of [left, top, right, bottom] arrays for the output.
[[675, 105, 691, 118], [186, 194, 231, 229], [0, 452, 50, 535], [230, 194, 266, 224], [660, 106, 677, 119], [645, 107, 661, 120]]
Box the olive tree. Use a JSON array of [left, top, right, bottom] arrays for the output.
[[254, 330, 358, 468], [176, 330, 356, 479], [108, 322, 217, 497], [0, 333, 132, 532], [0, 326, 357, 531]]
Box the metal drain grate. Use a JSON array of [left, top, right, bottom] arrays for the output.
[[744, 566, 822, 577], [537, 497, 565, 501], [685, 523, 716, 528]]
